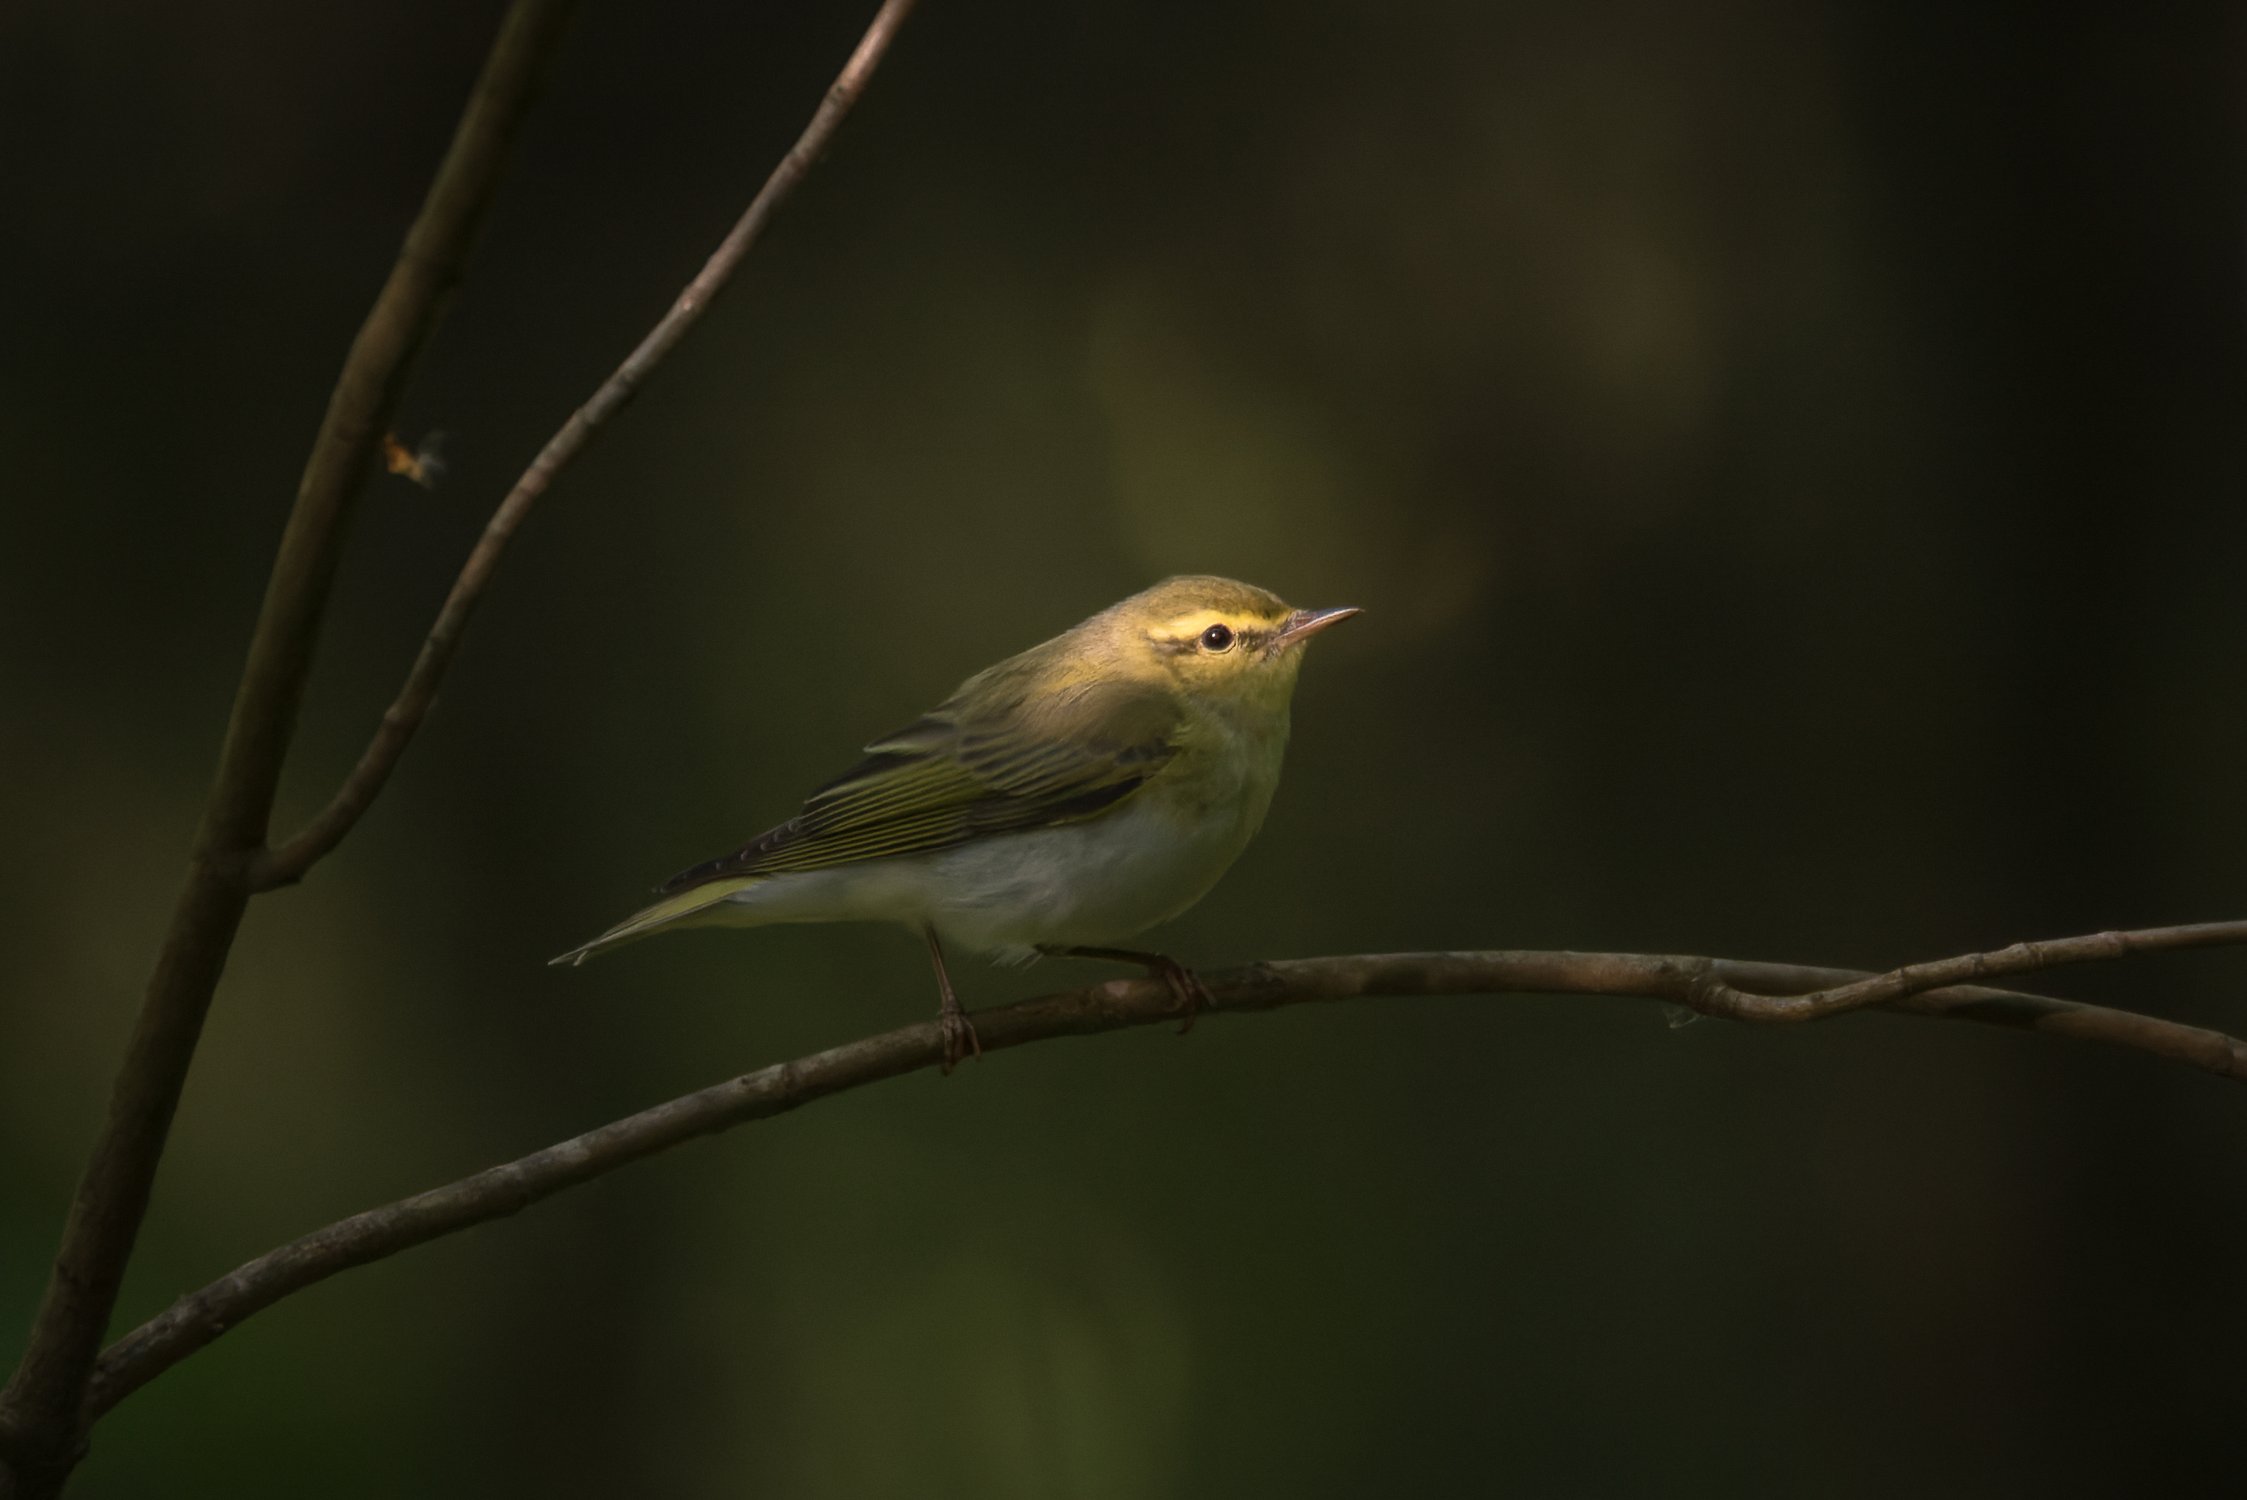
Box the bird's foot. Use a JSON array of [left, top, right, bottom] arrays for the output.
[[938, 1005, 982, 1075], [1045, 945, 1212, 1034], [925, 925, 981, 1075], [1140, 955, 1213, 1034]]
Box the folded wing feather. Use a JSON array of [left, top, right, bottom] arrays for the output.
[[659, 672, 1181, 891]]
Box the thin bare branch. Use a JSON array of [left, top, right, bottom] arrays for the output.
[[0, 8, 576, 1491], [252, 0, 925, 891], [1688, 919, 2247, 1021], [86, 934, 2247, 1418]]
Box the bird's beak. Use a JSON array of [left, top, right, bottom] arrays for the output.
[[1275, 605, 1362, 646]]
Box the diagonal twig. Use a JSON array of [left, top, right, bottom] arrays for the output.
[[85, 933, 2247, 1418], [0, 7, 578, 1490], [251, 0, 925, 891]]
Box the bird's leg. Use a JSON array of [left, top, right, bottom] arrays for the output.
[[924, 926, 981, 1074], [1042, 945, 1213, 1033]]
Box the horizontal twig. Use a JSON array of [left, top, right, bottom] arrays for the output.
[[250, 0, 923, 891], [1688, 919, 2247, 1021], [87, 932, 2247, 1417]]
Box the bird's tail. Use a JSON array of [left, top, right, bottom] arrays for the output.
[[548, 876, 762, 967]]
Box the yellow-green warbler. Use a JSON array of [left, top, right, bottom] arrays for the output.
[[555, 575, 1358, 1068]]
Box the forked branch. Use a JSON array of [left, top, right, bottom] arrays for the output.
[[251, 0, 925, 890], [1687, 919, 2247, 1021], [0, 6, 924, 1494], [0, 7, 578, 1490], [86, 928, 2247, 1417]]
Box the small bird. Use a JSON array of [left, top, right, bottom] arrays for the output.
[[553, 575, 1359, 1069]]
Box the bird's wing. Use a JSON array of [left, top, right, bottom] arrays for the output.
[[660, 672, 1180, 890]]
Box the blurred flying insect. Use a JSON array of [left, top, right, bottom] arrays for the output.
[[381, 429, 448, 489]]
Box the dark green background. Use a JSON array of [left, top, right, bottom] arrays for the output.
[[5, 1, 2245, 1494]]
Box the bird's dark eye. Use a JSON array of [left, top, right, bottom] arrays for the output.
[[1200, 623, 1235, 652]]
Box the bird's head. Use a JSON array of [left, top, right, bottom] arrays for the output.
[[1093, 575, 1360, 714]]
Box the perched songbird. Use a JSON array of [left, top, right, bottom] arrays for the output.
[[553, 575, 1359, 1069]]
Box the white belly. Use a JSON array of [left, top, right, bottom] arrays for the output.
[[918, 791, 1261, 957]]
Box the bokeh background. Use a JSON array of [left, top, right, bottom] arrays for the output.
[[5, 1, 2247, 1494]]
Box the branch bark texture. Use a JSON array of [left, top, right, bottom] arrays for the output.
[[0, 7, 576, 1491], [86, 933, 2247, 1418]]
